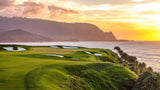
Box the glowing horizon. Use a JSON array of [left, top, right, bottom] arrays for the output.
[[0, 0, 160, 41]]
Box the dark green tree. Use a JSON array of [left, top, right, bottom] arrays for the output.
[[147, 67, 153, 73], [114, 46, 121, 51], [13, 46, 18, 50], [121, 53, 129, 61], [128, 56, 137, 63], [0, 46, 6, 51]]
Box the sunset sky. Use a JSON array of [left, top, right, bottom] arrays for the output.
[[0, 0, 160, 41]]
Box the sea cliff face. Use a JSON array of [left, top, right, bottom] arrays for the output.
[[0, 16, 117, 42]]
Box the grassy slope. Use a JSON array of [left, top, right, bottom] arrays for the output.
[[0, 45, 137, 90]]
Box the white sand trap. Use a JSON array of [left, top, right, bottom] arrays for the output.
[[84, 51, 102, 56], [51, 46, 78, 49], [43, 54, 64, 58], [84, 51, 92, 54], [63, 46, 78, 49], [51, 46, 60, 48], [94, 53, 102, 56], [3, 47, 26, 51]]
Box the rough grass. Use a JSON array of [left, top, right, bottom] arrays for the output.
[[0, 45, 137, 90], [25, 63, 137, 90]]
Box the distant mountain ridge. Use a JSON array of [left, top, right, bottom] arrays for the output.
[[0, 29, 53, 42], [104, 32, 117, 41], [0, 16, 117, 42]]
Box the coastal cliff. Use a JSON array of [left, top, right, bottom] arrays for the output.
[[0, 16, 117, 42]]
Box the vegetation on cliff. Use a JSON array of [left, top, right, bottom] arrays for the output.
[[114, 46, 160, 90]]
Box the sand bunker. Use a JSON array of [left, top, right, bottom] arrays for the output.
[[51, 45, 79, 49], [84, 51, 102, 56], [84, 51, 92, 55], [94, 53, 103, 56], [63, 46, 78, 49], [51, 46, 60, 48], [3, 47, 26, 51], [43, 54, 64, 58]]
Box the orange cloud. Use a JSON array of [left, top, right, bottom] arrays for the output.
[[60, 0, 72, 2], [48, 5, 79, 19], [21, 1, 45, 16], [0, 0, 15, 9], [140, 11, 159, 15]]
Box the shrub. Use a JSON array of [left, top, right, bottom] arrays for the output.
[[13, 46, 18, 50]]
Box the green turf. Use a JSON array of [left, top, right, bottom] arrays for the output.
[[0, 45, 137, 90]]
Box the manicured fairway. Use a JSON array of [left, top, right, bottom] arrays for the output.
[[0, 45, 137, 90]]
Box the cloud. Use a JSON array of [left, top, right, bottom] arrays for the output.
[[0, 0, 79, 20], [74, 0, 130, 5], [59, 0, 72, 2], [48, 5, 79, 18], [73, 0, 159, 5], [140, 11, 159, 15], [0, 0, 15, 9], [21, 1, 45, 16]]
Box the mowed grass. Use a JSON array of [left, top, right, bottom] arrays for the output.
[[0, 45, 137, 90]]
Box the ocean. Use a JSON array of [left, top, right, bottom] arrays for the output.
[[1, 41, 160, 72]]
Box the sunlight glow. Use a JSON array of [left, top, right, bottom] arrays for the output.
[[15, 0, 28, 4], [4, 0, 160, 41], [131, 3, 160, 14], [132, 0, 145, 2]]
